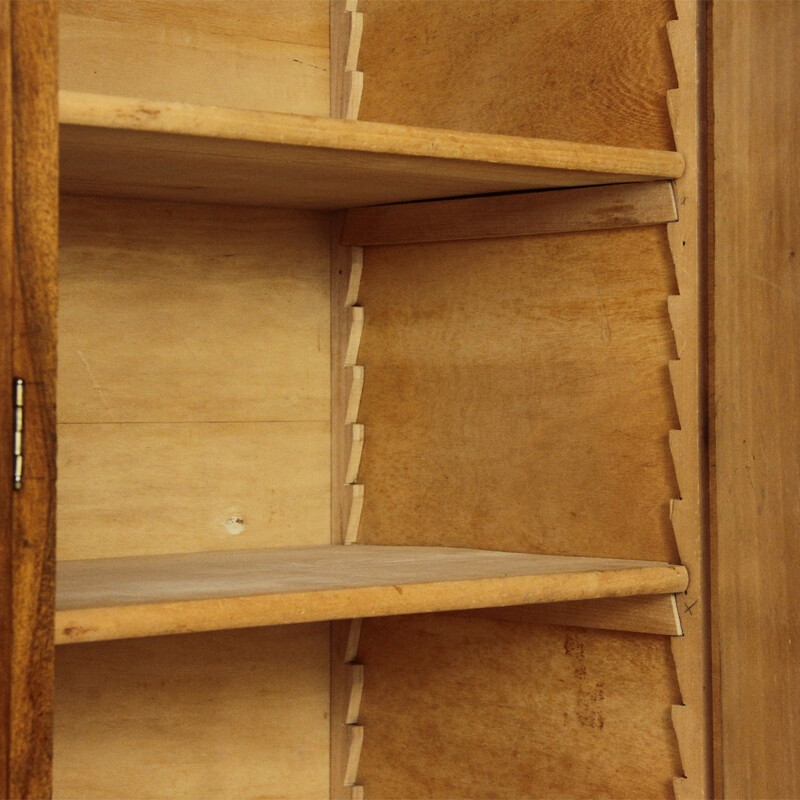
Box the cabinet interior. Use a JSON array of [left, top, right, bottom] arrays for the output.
[[53, 2, 693, 798]]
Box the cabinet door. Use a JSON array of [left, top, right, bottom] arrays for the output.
[[0, 1, 58, 797]]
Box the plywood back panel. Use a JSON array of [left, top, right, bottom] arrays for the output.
[[54, 624, 330, 799], [59, 0, 329, 116], [357, 0, 676, 148], [58, 197, 330, 560], [357, 227, 679, 562], [358, 614, 682, 799]]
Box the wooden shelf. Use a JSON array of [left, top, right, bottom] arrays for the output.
[[59, 91, 685, 209], [56, 545, 688, 644]]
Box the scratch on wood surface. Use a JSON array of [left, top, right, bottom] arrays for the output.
[[77, 349, 114, 420], [747, 271, 800, 304]]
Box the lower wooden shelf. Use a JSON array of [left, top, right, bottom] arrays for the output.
[[55, 545, 688, 644]]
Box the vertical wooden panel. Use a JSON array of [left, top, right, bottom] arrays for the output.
[[358, 228, 680, 563], [1, 1, 58, 797], [712, 2, 800, 797], [357, 0, 676, 147], [359, 614, 682, 799], [59, 0, 330, 117], [54, 626, 331, 800]]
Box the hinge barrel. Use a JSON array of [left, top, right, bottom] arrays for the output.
[[13, 378, 23, 490]]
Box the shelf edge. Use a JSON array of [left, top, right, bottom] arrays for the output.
[[59, 90, 686, 180], [55, 563, 688, 645]]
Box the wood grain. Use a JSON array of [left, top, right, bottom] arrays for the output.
[[59, 197, 330, 424], [457, 593, 682, 637], [331, 215, 363, 546], [54, 546, 687, 644], [330, 212, 366, 798], [358, 614, 683, 799], [58, 421, 330, 561], [358, 0, 677, 148], [57, 196, 330, 561], [59, 92, 685, 209], [1, 2, 58, 797], [343, 181, 678, 247], [60, 0, 329, 117], [0, 4, 14, 790], [665, 2, 711, 798], [712, 2, 800, 796], [358, 227, 680, 562], [330, 0, 363, 120], [54, 625, 330, 799]]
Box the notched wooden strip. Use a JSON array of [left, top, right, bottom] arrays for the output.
[[344, 725, 364, 786], [346, 663, 365, 724], [345, 248, 363, 307], [345, 424, 364, 485], [344, 484, 364, 545], [345, 307, 364, 366], [345, 618, 362, 662], [667, 294, 687, 355], [345, 12, 363, 73], [667, 222, 693, 297], [669, 429, 687, 501], [669, 359, 687, 430], [345, 365, 365, 425], [345, 71, 363, 121]]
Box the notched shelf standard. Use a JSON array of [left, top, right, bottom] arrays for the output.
[[55, 545, 688, 645], [59, 91, 685, 209]]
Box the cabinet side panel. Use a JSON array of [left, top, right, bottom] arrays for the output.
[[357, 0, 676, 148], [358, 615, 681, 799], [356, 227, 682, 797], [60, 0, 329, 117], [54, 625, 330, 799], [358, 228, 679, 563], [58, 198, 331, 560], [712, 2, 800, 796]]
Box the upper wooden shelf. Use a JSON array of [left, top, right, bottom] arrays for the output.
[[56, 544, 688, 645], [59, 92, 685, 209]]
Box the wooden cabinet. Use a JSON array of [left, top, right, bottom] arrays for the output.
[[2, 1, 797, 798]]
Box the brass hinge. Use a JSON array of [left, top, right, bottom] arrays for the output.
[[13, 378, 23, 490]]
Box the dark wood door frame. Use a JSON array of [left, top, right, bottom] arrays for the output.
[[0, 2, 58, 797]]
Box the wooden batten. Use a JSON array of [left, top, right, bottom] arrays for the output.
[[331, 617, 365, 800], [459, 593, 683, 637], [665, 2, 711, 798], [330, 0, 363, 121], [342, 181, 678, 247], [331, 3, 366, 790]]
